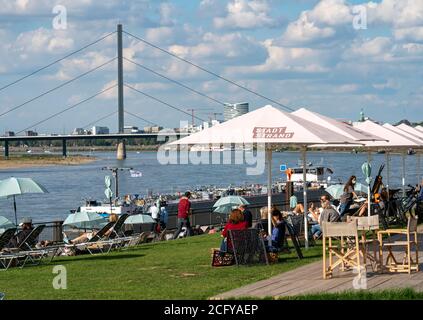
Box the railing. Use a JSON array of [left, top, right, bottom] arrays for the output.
[[32, 189, 325, 242]]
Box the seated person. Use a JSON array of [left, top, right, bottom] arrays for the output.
[[308, 202, 320, 224], [219, 209, 248, 253], [266, 208, 287, 252], [310, 200, 340, 239], [5, 217, 33, 249], [254, 206, 269, 237], [64, 214, 118, 245]]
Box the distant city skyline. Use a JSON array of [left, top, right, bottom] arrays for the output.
[[0, 0, 422, 133]]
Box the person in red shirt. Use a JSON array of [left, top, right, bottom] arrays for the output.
[[220, 209, 248, 252], [173, 191, 194, 239]]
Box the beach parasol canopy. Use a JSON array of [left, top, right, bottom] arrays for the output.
[[124, 214, 155, 224], [63, 212, 107, 229], [325, 183, 368, 200], [213, 205, 238, 214], [0, 216, 15, 234], [396, 123, 423, 184], [213, 196, 250, 208], [0, 177, 48, 226], [396, 124, 423, 140], [168, 105, 360, 248], [292, 108, 384, 142]]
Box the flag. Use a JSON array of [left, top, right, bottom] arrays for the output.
[[130, 170, 142, 178]]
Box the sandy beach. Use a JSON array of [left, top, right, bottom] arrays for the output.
[[0, 155, 97, 170]]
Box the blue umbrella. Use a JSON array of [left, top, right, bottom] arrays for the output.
[[0, 177, 48, 225], [326, 183, 368, 199], [124, 214, 155, 224], [63, 212, 107, 229], [213, 196, 250, 208], [0, 216, 15, 234]]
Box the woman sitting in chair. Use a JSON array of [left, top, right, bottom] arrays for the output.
[[219, 209, 248, 253], [266, 208, 287, 252]]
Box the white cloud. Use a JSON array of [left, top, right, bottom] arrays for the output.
[[13, 28, 74, 54], [213, 0, 277, 29], [282, 12, 336, 45], [365, 0, 423, 28], [227, 40, 332, 75], [395, 27, 423, 42]]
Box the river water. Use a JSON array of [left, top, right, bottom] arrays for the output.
[[0, 150, 421, 222]]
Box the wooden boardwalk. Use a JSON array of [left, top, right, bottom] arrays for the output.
[[212, 226, 423, 299]]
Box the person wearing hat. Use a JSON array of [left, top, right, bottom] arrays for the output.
[[5, 217, 33, 248]]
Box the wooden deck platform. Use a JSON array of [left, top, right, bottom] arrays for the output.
[[212, 226, 423, 299]]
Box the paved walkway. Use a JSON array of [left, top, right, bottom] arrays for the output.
[[212, 226, 423, 299]]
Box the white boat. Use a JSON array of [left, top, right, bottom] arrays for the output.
[[289, 162, 333, 189], [76, 200, 142, 216]]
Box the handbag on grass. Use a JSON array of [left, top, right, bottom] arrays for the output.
[[211, 249, 234, 267]]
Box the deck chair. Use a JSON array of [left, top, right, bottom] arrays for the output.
[[110, 214, 129, 239], [18, 225, 46, 251], [377, 215, 419, 274], [227, 229, 268, 266], [0, 228, 17, 251], [72, 222, 116, 255], [347, 215, 380, 271], [1, 225, 48, 269], [322, 221, 361, 279]]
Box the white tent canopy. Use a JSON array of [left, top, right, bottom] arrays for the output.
[[353, 121, 420, 148], [396, 123, 423, 140], [383, 123, 423, 145], [169, 105, 359, 248], [353, 121, 421, 197], [292, 108, 384, 142], [415, 125, 423, 133]]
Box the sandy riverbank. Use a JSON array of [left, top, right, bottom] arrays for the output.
[[0, 155, 97, 170]]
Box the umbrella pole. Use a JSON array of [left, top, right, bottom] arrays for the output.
[[386, 151, 390, 199], [302, 147, 309, 249], [13, 195, 17, 226], [266, 148, 272, 247], [367, 151, 371, 217], [402, 151, 406, 197]]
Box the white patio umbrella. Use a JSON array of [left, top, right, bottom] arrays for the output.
[[382, 123, 423, 196], [0, 177, 49, 226], [168, 105, 359, 248], [396, 123, 423, 184], [415, 125, 423, 133], [293, 109, 386, 217], [349, 121, 420, 200]]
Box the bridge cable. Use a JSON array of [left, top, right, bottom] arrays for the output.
[[0, 31, 116, 93], [0, 57, 117, 118], [16, 84, 118, 134], [124, 83, 207, 123], [123, 30, 295, 112], [82, 110, 118, 129], [123, 57, 225, 106], [125, 110, 157, 126]]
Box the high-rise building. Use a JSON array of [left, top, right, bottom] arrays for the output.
[[223, 102, 249, 121]]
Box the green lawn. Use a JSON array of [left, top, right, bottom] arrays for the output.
[[0, 234, 322, 300], [283, 288, 423, 300]]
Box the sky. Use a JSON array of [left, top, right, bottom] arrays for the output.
[[0, 0, 422, 134]]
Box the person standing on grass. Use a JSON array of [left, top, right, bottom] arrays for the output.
[[173, 191, 193, 239], [239, 204, 252, 228]]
